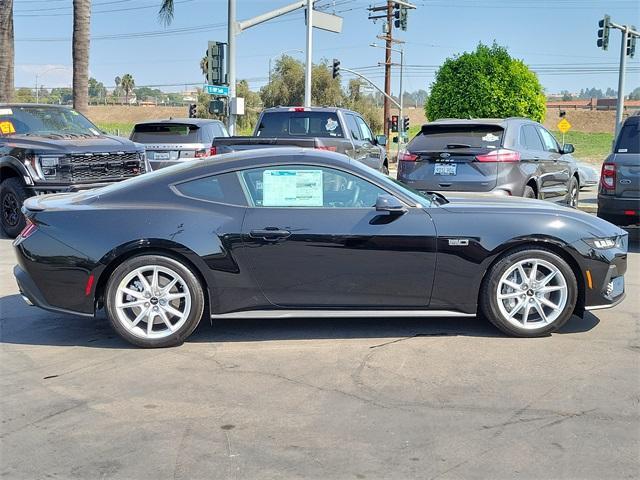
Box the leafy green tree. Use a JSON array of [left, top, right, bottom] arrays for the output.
[[14, 87, 34, 103], [425, 42, 546, 123], [344, 79, 382, 133], [88, 77, 107, 102], [627, 86, 640, 100]]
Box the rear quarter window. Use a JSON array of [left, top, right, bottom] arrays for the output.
[[174, 172, 247, 206], [616, 123, 640, 154], [409, 125, 504, 151], [131, 123, 200, 143]]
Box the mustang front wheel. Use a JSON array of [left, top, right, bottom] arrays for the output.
[[480, 248, 578, 337], [105, 255, 205, 347]]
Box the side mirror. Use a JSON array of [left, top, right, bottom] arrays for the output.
[[375, 134, 387, 146], [561, 143, 575, 154], [375, 194, 406, 215]]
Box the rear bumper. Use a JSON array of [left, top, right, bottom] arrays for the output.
[[597, 195, 640, 225], [14, 264, 93, 318]]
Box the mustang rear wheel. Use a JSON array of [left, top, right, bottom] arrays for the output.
[[105, 255, 205, 347], [480, 248, 577, 337]]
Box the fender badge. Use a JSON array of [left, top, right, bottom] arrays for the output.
[[448, 239, 469, 246], [620, 179, 631, 184]]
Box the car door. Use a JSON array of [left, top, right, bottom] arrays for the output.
[[518, 124, 547, 194], [537, 127, 570, 199], [239, 164, 437, 307], [343, 113, 364, 161], [355, 115, 383, 170]]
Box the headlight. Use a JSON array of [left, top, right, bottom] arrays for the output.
[[584, 236, 622, 249], [34, 155, 62, 179]]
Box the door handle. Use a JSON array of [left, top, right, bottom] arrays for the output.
[[249, 227, 291, 241]]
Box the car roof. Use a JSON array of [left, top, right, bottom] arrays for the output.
[[422, 117, 534, 127], [0, 103, 71, 109], [262, 106, 355, 114], [133, 118, 224, 126]]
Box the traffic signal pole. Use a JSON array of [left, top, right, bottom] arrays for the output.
[[384, 0, 392, 144], [615, 26, 629, 136], [227, 0, 237, 135]]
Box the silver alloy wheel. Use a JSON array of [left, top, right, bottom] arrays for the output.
[[496, 258, 568, 329], [114, 265, 191, 339], [569, 184, 579, 207]]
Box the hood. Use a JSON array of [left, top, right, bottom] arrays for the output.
[[442, 194, 626, 239], [3, 134, 142, 154]]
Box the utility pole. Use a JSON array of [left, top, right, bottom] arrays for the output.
[[616, 25, 628, 135], [227, 0, 237, 135], [304, 0, 313, 107], [384, 1, 392, 143]]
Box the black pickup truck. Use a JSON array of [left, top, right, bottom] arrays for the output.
[[212, 106, 389, 173], [0, 104, 147, 237]]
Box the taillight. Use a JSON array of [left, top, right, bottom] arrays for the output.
[[601, 163, 616, 190], [210, 146, 217, 156], [288, 107, 310, 112], [195, 147, 217, 158], [398, 150, 418, 162], [475, 149, 521, 162], [315, 145, 337, 152], [20, 218, 38, 239]]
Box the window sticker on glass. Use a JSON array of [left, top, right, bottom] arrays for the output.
[[325, 118, 339, 132], [0, 121, 16, 134], [482, 133, 499, 142], [0, 108, 13, 115], [263, 170, 323, 207]]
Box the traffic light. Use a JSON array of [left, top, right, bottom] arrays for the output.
[[188, 103, 197, 118], [403, 116, 410, 132], [206, 41, 226, 85], [390, 115, 398, 133], [597, 15, 611, 50], [627, 28, 637, 58], [208, 99, 225, 115], [332, 59, 340, 79], [393, 4, 408, 31]]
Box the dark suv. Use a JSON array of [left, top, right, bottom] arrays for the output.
[[0, 104, 147, 237], [397, 118, 580, 205], [598, 113, 640, 226]]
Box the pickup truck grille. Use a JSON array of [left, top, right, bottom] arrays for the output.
[[57, 152, 145, 182]]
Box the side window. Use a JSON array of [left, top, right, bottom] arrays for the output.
[[355, 116, 373, 142], [240, 165, 387, 208], [537, 127, 560, 153], [520, 125, 544, 150], [344, 114, 361, 140], [175, 172, 247, 206], [200, 125, 213, 143], [211, 123, 228, 138]]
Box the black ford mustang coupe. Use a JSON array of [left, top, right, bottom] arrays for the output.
[[13, 148, 627, 347]]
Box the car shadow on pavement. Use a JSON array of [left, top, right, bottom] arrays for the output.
[[0, 293, 601, 349]]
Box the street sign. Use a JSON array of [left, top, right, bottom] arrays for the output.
[[205, 84, 229, 96], [305, 9, 343, 33], [557, 118, 572, 133]]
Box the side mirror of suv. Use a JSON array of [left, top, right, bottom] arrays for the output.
[[375, 135, 387, 146], [375, 194, 406, 215], [561, 143, 575, 154]]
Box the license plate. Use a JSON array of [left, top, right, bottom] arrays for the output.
[[434, 163, 457, 176], [152, 152, 170, 160]]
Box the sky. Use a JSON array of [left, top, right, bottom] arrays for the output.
[[12, 0, 640, 96]]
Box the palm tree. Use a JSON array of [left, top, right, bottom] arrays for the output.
[[0, 0, 14, 102], [72, 0, 91, 114], [158, 0, 175, 26], [120, 74, 135, 104]]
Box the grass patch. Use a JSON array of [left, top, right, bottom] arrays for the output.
[[551, 130, 613, 163], [96, 122, 134, 137]]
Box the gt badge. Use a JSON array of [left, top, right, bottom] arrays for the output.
[[448, 239, 469, 246]]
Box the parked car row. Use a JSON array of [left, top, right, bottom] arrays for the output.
[[1, 103, 636, 240]]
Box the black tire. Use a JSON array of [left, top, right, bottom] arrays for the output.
[[566, 176, 579, 208], [479, 248, 578, 337], [105, 255, 205, 348], [523, 185, 536, 199], [1, 177, 29, 238]]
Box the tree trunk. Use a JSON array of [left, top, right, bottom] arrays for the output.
[[72, 0, 91, 114], [0, 0, 14, 102]]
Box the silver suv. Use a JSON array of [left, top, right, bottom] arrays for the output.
[[598, 113, 639, 226], [397, 118, 580, 206], [131, 118, 228, 171]]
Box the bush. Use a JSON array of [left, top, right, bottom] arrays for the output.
[[425, 42, 546, 123]]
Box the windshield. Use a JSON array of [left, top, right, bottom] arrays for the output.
[[0, 105, 101, 138], [256, 111, 344, 138]]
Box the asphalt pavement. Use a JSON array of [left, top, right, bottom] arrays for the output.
[[0, 222, 638, 479]]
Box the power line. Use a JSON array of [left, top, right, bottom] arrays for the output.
[[14, 0, 195, 17]]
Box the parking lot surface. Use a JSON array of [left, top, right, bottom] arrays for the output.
[[1, 233, 638, 479]]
